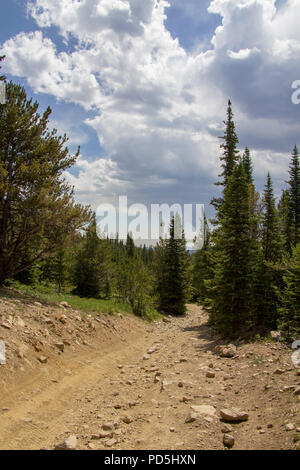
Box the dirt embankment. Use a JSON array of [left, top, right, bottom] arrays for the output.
[[0, 290, 299, 450]]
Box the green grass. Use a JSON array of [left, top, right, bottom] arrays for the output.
[[7, 281, 133, 316], [5, 281, 161, 321]]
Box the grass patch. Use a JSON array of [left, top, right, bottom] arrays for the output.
[[7, 281, 133, 316], [4, 281, 161, 321]]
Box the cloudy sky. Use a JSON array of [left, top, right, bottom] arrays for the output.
[[1, 0, 300, 237]]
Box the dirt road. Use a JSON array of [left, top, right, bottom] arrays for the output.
[[0, 304, 299, 450]]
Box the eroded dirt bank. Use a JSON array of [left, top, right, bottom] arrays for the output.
[[0, 295, 299, 450]]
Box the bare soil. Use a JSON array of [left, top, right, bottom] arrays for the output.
[[0, 290, 299, 450]]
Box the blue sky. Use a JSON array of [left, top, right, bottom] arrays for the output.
[[1, 0, 300, 239]]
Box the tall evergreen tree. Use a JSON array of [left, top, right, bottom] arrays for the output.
[[242, 147, 254, 184], [210, 163, 255, 336], [191, 214, 214, 305], [217, 100, 240, 187], [0, 82, 91, 285], [211, 100, 240, 220], [278, 189, 293, 254], [73, 217, 102, 298], [287, 145, 300, 247], [278, 243, 300, 340], [261, 173, 281, 262], [155, 215, 188, 316], [73, 217, 113, 298], [254, 173, 282, 329]]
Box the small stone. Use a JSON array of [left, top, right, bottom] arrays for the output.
[[185, 412, 199, 424], [55, 342, 65, 352], [216, 344, 237, 358], [223, 434, 235, 448], [122, 416, 133, 424], [285, 423, 295, 431], [221, 424, 233, 433], [55, 435, 77, 450], [274, 368, 285, 375], [206, 371, 215, 378], [38, 356, 47, 364], [204, 417, 213, 423], [102, 423, 114, 432], [170, 427, 175, 432], [16, 317, 25, 328], [220, 408, 249, 422], [106, 438, 117, 448], [99, 431, 114, 439]]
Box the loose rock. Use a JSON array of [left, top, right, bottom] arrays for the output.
[[220, 408, 249, 422]]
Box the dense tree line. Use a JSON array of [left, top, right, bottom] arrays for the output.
[[191, 101, 300, 340], [0, 64, 298, 336]]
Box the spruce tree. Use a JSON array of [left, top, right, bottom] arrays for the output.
[[278, 189, 293, 254], [191, 214, 213, 305], [217, 100, 240, 187], [210, 163, 255, 336], [73, 216, 113, 298], [287, 145, 300, 247], [155, 215, 188, 316], [261, 173, 281, 262], [211, 100, 240, 220], [278, 243, 300, 340], [254, 173, 282, 329], [242, 147, 253, 184]]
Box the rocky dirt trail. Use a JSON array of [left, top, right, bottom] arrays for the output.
[[0, 298, 299, 450]]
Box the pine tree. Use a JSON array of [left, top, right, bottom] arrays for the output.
[[261, 173, 281, 262], [210, 163, 255, 337], [0, 82, 91, 285], [254, 173, 282, 329], [126, 233, 136, 258], [217, 100, 240, 186], [287, 145, 300, 247], [155, 215, 188, 316], [278, 243, 300, 340], [73, 216, 113, 298], [51, 245, 67, 293], [242, 147, 253, 184], [278, 189, 293, 254], [191, 214, 213, 305], [211, 100, 240, 221]]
